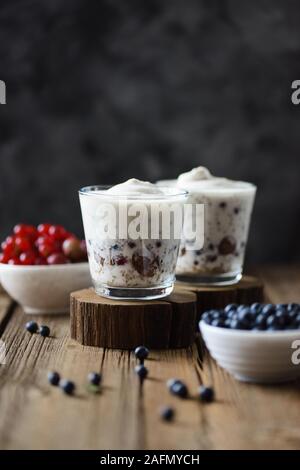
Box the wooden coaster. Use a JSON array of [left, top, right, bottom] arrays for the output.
[[70, 287, 197, 350], [176, 275, 264, 322]]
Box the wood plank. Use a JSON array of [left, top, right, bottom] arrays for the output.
[[0, 267, 299, 449]]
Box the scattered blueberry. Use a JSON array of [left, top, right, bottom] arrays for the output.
[[39, 325, 50, 337], [60, 379, 75, 395], [88, 372, 102, 386], [166, 378, 182, 390], [135, 364, 148, 380], [201, 303, 300, 331], [160, 406, 175, 422], [47, 371, 60, 386], [169, 381, 188, 399], [25, 321, 38, 334], [199, 386, 214, 403], [134, 346, 149, 362]]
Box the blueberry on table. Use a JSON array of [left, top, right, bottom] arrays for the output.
[[25, 321, 38, 334], [60, 380, 75, 395], [88, 372, 101, 386], [134, 346, 149, 362], [166, 378, 183, 390], [134, 364, 148, 380], [39, 325, 50, 337], [199, 386, 214, 403], [170, 381, 188, 399], [48, 371, 60, 386], [160, 406, 175, 422]]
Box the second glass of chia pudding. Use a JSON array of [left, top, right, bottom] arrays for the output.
[[158, 167, 257, 285], [79, 179, 187, 300]]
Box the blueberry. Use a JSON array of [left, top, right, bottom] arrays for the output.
[[60, 380, 75, 395], [255, 314, 267, 329], [224, 304, 237, 313], [88, 372, 101, 386], [160, 406, 175, 422], [237, 307, 252, 323], [47, 371, 60, 386], [275, 311, 289, 328], [262, 304, 276, 316], [135, 364, 148, 380], [237, 305, 247, 313], [266, 315, 283, 330], [25, 321, 38, 334], [211, 318, 225, 328], [170, 382, 188, 399], [39, 325, 50, 337], [230, 318, 249, 330], [134, 346, 149, 362], [288, 308, 299, 320], [212, 311, 222, 319], [167, 378, 183, 390], [276, 303, 288, 310], [288, 303, 300, 312], [202, 312, 212, 324], [227, 310, 237, 320], [224, 319, 231, 328], [199, 386, 214, 403], [250, 303, 262, 314]]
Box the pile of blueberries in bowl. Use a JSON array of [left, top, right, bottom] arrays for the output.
[[199, 302, 300, 384], [202, 303, 300, 331]]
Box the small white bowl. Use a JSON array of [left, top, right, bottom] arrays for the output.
[[199, 320, 300, 384], [0, 262, 91, 314]]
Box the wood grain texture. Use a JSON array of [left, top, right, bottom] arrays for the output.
[[177, 275, 264, 321], [0, 267, 299, 450], [70, 287, 197, 349]]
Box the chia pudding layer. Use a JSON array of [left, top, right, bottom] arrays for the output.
[[79, 179, 187, 299], [159, 167, 256, 285]]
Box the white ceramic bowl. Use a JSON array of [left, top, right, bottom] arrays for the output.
[[200, 320, 300, 383], [0, 262, 91, 314]]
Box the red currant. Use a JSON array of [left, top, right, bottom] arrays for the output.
[[14, 224, 38, 241], [38, 242, 57, 258], [37, 223, 52, 235], [19, 252, 36, 265], [15, 236, 32, 253], [0, 253, 10, 263], [1, 236, 15, 256], [8, 257, 21, 265], [47, 253, 69, 265], [48, 225, 68, 241], [34, 257, 47, 265]]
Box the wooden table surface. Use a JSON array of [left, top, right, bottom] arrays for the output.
[[0, 266, 300, 450]]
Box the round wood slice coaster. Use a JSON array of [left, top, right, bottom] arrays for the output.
[[176, 275, 264, 323], [70, 287, 197, 350]]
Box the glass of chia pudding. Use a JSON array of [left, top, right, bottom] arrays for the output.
[[79, 179, 187, 300], [158, 167, 256, 285]]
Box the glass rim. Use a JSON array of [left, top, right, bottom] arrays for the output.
[[79, 185, 188, 200]]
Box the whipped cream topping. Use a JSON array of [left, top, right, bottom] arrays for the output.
[[177, 166, 255, 191], [177, 166, 212, 183], [107, 178, 165, 196]]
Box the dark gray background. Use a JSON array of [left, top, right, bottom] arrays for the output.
[[0, 0, 300, 264]]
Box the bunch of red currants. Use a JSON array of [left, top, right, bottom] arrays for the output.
[[0, 223, 88, 265]]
